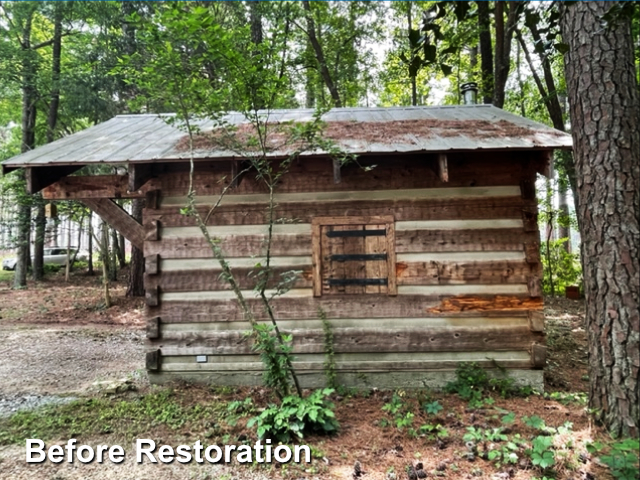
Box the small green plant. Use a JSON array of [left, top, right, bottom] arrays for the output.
[[225, 397, 255, 426], [381, 393, 416, 431], [545, 391, 588, 406], [588, 439, 640, 480], [251, 323, 294, 399], [445, 362, 524, 408], [423, 400, 443, 415], [527, 435, 555, 470], [247, 388, 339, 442]]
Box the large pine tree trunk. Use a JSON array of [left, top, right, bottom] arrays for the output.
[[126, 198, 145, 297], [561, 1, 640, 438]]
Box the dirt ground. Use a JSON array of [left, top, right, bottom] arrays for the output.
[[0, 270, 609, 480]]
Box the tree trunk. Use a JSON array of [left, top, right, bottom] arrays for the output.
[[110, 226, 118, 281], [32, 195, 45, 280], [14, 7, 37, 289], [126, 198, 145, 297], [101, 221, 111, 308], [301, 0, 343, 108], [493, 1, 520, 108], [87, 212, 94, 275], [407, 3, 417, 106], [477, 1, 494, 104], [118, 233, 126, 268], [561, 1, 640, 438], [46, 2, 62, 143]]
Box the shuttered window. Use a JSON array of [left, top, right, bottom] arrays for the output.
[[312, 216, 397, 296]]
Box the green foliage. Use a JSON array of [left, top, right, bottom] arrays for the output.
[[528, 435, 556, 470], [380, 393, 416, 431], [250, 323, 294, 399], [588, 439, 640, 480], [0, 388, 225, 445], [423, 400, 443, 416], [444, 362, 529, 408], [246, 388, 338, 443], [540, 238, 583, 296], [545, 391, 588, 406]]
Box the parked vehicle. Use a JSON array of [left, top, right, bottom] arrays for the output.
[[2, 247, 88, 271]]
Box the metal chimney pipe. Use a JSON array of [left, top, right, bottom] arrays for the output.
[[460, 82, 478, 105]]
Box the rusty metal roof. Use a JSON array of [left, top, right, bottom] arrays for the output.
[[2, 105, 572, 171]]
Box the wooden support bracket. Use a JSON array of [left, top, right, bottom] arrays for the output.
[[527, 310, 545, 332], [145, 254, 159, 275], [129, 164, 154, 192], [26, 166, 82, 194], [531, 343, 547, 369], [83, 198, 145, 250], [146, 349, 161, 371], [147, 317, 161, 339], [146, 287, 159, 307], [43, 175, 156, 200]]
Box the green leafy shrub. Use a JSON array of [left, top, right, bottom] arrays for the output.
[[444, 362, 527, 407], [540, 238, 582, 295], [247, 388, 338, 442]]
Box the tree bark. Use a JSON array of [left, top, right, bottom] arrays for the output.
[[407, 3, 417, 106], [14, 7, 37, 289], [477, 1, 494, 104], [87, 212, 94, 275], [126, 198, 145, 297], [493, 1, 521, 108], [301, 0, 343, 108], [32, 195, 45, 280], [561, 1, 640, 438]]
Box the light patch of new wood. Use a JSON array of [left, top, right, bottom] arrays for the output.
[[162, 185, 522, 207], [395, 219, 523, 231], [161, 218, 523, 240], [161, 288, 313, 302], [398, 284, 529, 296], [159, 350, 532, 372], [396, 251, 526, 262], [160, 256, 312, 272], [162, 223, 311, 238], [160, 316, 530, 333], [159, 284, 527, 301]]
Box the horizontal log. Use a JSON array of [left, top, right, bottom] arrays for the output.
[[148, 369, 544, 389], [152, 326, 543, 355], [396, 259, 534, 285], [145, 228, 538, 259], [157, 284, 528, 302], [162, 186, 522, 208], [160, 316, 531, 333], [145, 265, 314, 291], [148, 294, 541, 323], [157, 155, 528, 196], [43, 175, 157, 200], [145, 196, 532, 227], [159, 359, 533, 373]]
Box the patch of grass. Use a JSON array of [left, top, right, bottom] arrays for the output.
[[0, 268, 14, 282], [0, 388, 227, 445]]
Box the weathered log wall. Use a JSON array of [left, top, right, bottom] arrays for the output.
[[143, 152, 545, 388]]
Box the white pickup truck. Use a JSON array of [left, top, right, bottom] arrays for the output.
[[2, 247, 89, 271]]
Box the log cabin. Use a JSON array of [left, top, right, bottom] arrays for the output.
[[2, 105, 572, 390]]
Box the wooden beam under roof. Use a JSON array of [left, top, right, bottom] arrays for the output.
[[26, 166, 82, 194], [129, 163, 154, 191], [83, 198, 145, 250], [42, 175, 158, 200]]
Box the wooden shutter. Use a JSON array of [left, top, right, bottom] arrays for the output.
[[312, 216, 396, 297]]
